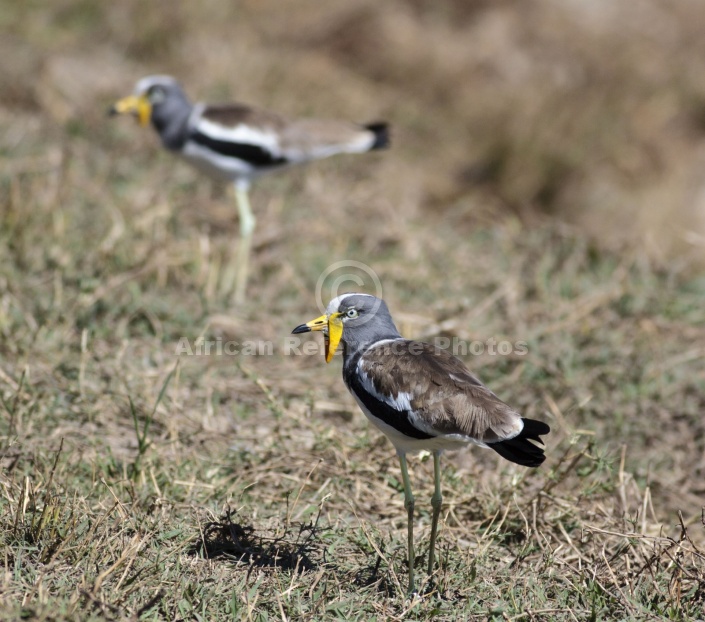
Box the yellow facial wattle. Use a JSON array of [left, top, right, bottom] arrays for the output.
[[325, 314, 343, 362], [295, 312, 343, 362], [110, 94, 152, 127]]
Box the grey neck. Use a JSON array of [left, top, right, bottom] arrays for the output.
[[341, 326, 402, 370], [152, 95, 193, 151]]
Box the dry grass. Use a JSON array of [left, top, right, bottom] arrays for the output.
[[2, 1, 705, 620]]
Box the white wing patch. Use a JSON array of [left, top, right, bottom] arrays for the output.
[[196, 118, 282, 155], [356, 364, 412, 412]]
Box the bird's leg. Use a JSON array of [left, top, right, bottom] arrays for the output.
[[428, 450, 443, 578], [228, 182, 256, 304], [398, 452, 416, 594]]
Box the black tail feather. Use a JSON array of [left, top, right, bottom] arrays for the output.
[[489, 418, 550, 468], [365, 122, 390, 150]]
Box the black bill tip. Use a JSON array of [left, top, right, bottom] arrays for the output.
[[107, 105, 119, 117], [292, 324, 311, 335]]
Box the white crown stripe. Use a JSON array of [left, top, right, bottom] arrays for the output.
[[326, 292, 377, 315]]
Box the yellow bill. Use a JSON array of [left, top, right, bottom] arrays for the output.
[[109, 94, 152, 126], [291, 312, 343, 363]]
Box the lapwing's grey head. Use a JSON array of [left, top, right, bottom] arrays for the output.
[[292, 293, 401, 362], [109, 75, 191, 129]]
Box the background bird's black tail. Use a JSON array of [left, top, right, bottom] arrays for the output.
[[365, 122, 390, 150], [489, 418, 550, 467]]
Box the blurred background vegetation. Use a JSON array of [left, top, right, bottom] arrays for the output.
[[4, 0, 705, 265]]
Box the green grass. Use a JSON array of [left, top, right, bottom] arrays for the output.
[[2, 216, 704, 619], [2, 1, 705, 620]]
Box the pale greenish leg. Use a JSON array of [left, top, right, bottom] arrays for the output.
[[398, 452, 416, 594], [234, 183, 256, 305], [222, 181, 256, 304], [428, 450, 443, 578]]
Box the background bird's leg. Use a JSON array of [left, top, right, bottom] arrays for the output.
[[224, 181, 256, 304], [398, 452, 416, 594], [428, 450, 443, 578]]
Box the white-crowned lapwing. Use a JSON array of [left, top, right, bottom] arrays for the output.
[[110, 76, 389, 303], [292, 293, 550, 593]]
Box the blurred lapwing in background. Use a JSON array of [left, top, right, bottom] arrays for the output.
[[110, 76, 389, 303], [293, 293, 550, 593]]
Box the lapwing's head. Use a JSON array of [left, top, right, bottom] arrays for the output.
[[292, 293, 400, 362], [109, 75, 190, 128]]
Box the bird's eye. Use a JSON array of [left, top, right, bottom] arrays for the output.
[[149, 86, 166, 104], [345, 309, 358, 319]]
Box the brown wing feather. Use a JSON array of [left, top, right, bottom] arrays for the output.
[[361, 341, 523, 443], [201, 105, 287, 131]]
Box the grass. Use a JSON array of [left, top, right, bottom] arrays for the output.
[[2, 1, 705, 620], [2, 218, 704, 620]]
